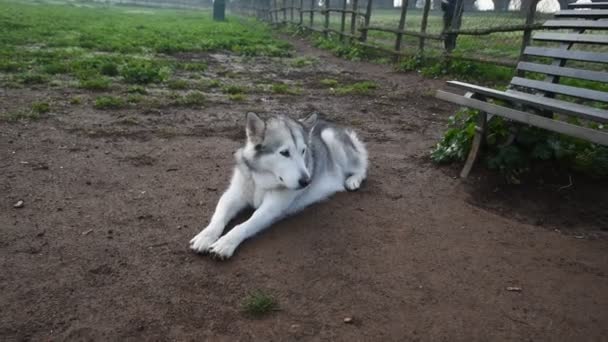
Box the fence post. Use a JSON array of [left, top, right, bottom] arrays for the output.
[[418, 0, 431, 56], [359, 0, 373, 42], [299, 0, 304, 25], [310, 0, 314, 26], [350, 0, 359, 41], [394, 0, 409, 60], [283, 0, 287, 23], [290, 0, 294, 22], [340, 0, 348, 41], [324, 0, 331, 38], [520, 0, 539, 55], [444, 0, 464, 52], [274, 0, 279, 23]]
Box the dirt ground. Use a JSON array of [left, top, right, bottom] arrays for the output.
[[1, 36, 607, 341]]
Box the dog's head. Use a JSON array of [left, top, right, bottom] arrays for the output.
[[240, 112, 318, 190]]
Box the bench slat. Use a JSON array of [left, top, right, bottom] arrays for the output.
[[524, 46, 608, 63], [568, 2, 608, 9], [517, 62, 608, 83], [556, 9, 608, 18], [436, 90, 608, 146], [447, 80, 608, 122], [510, 77, 608, 102], [533, 32, 608, 45], [543, 19, 608, 29]]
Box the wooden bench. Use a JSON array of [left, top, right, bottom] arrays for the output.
[[436, 4, 608, 178]]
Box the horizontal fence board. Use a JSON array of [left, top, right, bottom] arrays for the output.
[[510, 77, 608, 102], [524, 46, 608, 64], [533, 32, 608, 45], [517, 62, 608, 83]]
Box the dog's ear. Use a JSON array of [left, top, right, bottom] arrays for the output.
[[246, 112, 265, 145], [300, 112, 318, 127]]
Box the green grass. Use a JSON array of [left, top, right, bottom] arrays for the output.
[[94, 95, 126, 109], [0, 1, 291, 57], [221, 84, 247, 95], [1, 110, 40, 122], [290, 56, 317, 67], [31, 102, 50, 114], [270, 83, 300, 95], [241, 291, 278, 317], [320, 78, 339, 87], [167, 79, 189, 90], [174, 91, 206, 106], [228, 93, 246, 101], [79, 76, 112, 90], [334, 81, 377, 95]]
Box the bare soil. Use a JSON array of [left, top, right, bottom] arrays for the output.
[[1, 36, 607, 341]]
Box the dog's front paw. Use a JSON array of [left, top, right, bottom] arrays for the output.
[[189, 230, 220, 254], [209, 235, 240, 260], [345, 174, 365, 191]]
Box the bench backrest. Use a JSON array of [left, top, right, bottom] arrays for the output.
[[510, 7, 608, 121]]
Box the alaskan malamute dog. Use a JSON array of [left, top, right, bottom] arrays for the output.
[[189, 112, 368, 259]]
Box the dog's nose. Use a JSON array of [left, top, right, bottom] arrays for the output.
[[298, 177, 310, 188]]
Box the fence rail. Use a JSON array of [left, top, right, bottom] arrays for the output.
[[231, 0, 552, 65]]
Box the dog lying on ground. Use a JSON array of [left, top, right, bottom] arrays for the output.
[[189, 112, 368, 259]]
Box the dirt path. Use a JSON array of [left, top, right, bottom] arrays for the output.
[[1, 35, 607, 341]]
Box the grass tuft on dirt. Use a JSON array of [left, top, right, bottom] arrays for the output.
[[242, 291, 278, 317]]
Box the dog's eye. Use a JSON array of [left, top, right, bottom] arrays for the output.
[[280, 150, 290, 157], [301, 148, 306, 155]]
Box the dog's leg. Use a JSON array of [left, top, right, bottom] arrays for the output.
[[190, 171, 249, 253], [321, 129, 368, 191], [208, 192, 292, 259]]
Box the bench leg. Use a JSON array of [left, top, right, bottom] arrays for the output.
[[460, 93, 489, 179]]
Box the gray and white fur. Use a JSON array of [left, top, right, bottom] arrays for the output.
[[189, 112, 368, 259]]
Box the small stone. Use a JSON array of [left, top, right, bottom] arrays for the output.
[[506, 286, 522, 292], [13, 200, 24, 208], [343, 317, 353, 324]]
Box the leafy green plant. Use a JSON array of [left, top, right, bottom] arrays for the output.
[[431, 109, 608, 180], [228, 93, 246, 101], [100, 62, 119, 76], [320, 78, 339, 87]]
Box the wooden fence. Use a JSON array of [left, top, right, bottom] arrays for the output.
[[231, 0, 544, 65]]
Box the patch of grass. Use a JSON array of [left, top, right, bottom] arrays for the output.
[[320, 78, 339, 87], [397, 56, 513, 84], [0, 60, 22, 73], [79, 76, 111, 90], [1, 110, 40, 122], [192, 78, 221, 91], [290, 56, 317, 68], [31, 102, 50, 114], [221, 84, 247, 95], [42, 62, 69, 75], [176, 62, 207, 72], [120, 60, 170, 84], [167, 79, 189, 90], [70, 96, 83, 105], [127, 85, 148, 94], [242, 291, 278, 317], [100, 62, 119, 76], [175, 91, 205, 106], [16, 72, 48, 85], [270, 83, 300, 95], [117, 116, 139, 125], [334, 81, 377, 95], [228, 93, 246, 101], [126, 94, 143, 103], [94, 95, 126, 110]]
